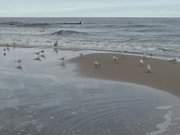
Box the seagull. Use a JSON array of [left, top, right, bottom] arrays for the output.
[[93, 60, 101, 68], [139, 59, 144, 66], [146, 64, 152, 73], [113, 56, 119, 63], [169, 58, 177, 64]]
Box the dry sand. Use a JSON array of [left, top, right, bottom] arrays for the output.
[[72, 53, 180, 97]]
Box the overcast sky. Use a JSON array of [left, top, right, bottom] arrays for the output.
[[0, 0, 179, 17]]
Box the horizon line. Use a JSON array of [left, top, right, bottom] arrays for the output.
[[0, 16, 180, 18]]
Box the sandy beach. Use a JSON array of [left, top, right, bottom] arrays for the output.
[[72, 53, 180, 97]]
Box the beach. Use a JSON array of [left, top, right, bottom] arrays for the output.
[[72, 53, 180, 97], [0, 47, 180, 134]]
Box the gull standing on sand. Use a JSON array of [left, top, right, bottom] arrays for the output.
[[93, 60, 101, 68], [146, 64, 152, 73], [139, 59, 144, 66], [169, 58, 178, 64], [113, 56, 119, 63]]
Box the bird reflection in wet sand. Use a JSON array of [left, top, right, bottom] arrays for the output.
[[59, 57, 66, 67], [6, 44, 10, 51], [40, 50, 46, 59], [53, 40, 59, 54], [13, 42, 16, 48], [34, 56, 41, 61], [60, 61, 66, 67], [41, 54, 46, 59], [54, 40, 58, 47], [3, 52, 6, 56], [53, 47, 59, 54]]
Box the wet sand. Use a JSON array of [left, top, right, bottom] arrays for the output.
[[72, 53, 180, 97]]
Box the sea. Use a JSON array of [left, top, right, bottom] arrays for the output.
[[0, 17, 180, 58]]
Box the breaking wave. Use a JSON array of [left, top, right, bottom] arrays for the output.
[[51, 30, 87, 36]]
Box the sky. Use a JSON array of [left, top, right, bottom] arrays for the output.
[[0, 0, 180, 17]]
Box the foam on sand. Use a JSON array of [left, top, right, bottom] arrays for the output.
[[146, 110, 173, 135], [156, 105, 172, 110]]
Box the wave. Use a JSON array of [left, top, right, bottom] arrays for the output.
[[51, 30, 87, 36]]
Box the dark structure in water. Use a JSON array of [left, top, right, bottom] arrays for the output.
[[62, 21, 82, 25]]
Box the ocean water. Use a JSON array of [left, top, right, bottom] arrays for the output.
[[0, 17, 180, 58]]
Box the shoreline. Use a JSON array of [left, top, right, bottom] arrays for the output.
[[72, 53, 180, 97], [1, 44, 179, 61]]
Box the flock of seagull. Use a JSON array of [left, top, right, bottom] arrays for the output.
[[1, 41, 66, 71], [1, 41, 179, 74], [93, 54, 153, 73], [92, 53, 179, 74]]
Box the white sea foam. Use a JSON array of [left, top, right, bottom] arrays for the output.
[[156, 105, 172, 110], [146, 111, 172, 135]]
